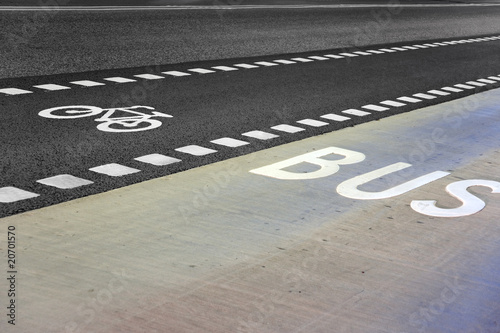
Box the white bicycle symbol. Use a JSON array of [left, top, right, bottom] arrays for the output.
[[38, 105, 173, 133]]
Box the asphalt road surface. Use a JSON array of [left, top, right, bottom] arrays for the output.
[[1, 5, 500, 217]]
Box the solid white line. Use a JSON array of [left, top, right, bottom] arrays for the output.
[[321, 113, 350, 121], [342, 109, 370, 116], [271, 124, 305, 133]]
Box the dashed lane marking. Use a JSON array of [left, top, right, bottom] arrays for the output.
[[378, 48, 397, 53], [271, 124, 305, 133], [455, 83, 476, 90], [162, 71, 191, 77], [413, 93, 437, 100], [175, 145, 217, 156], [274, 60, 296, 64], [242, 130, 279, 140], [478, 78, 497, 84], [353, 51, 373, 56], [397, 96, 422, 103], [466, 81, 487, 87], [210, 137, 250, 147], [291, 57, 314, 62], [324, 54, 344, 59], [427, 89, 450, 96], [442, 86, 464, 93], [339, 53, 359, 57], [234, 63, 259, 69], [70, 80, 106, 87], [89, 163, 141, 176], [36, 174, 94, 189], [104, 77, 137, 83], [134, 154, 181, 166], [0, 187, 39, 203], [212, 66, 239, 71], [308, 56, 329, 60], [320, 113, 350, 121], [0, 88, 33, 95], [342, 109, 371, 116], [362, 104, 390, 112], [33, 84, 71, 91], [367, 50, 384, 54], [133, 74, 165, 80], [380, 100, 406, 107], [296, 119, 329, 127], [254, 61, 279, 67]]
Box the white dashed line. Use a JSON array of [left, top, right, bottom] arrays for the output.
[[397, 96, 422, 103], [254, 61, 279, 67], [274, 60, 296, 64], [380, 100, 406, 107], [212, 66, 239, 71], [391, 47, 408, 51], [308, 56, 329, 60], [0, 88, 33, 95], [175, 145, 217, 156], [412, 45, 429, 49], [0, 187, 39, 203], [353, 51, 372, 56], [321, 113, 350, 121], [70, 80, 106, 87], [324, 54, 344, 59], [134, 154, 181, 166], [342, 109, 371, 116], [378, 48, 397, 53], [423, 43, 439, 47], [477, 78, 497, 84], [441, 86, 463, 93], [466, 81, 486, 87], [428, 89, 450, 96], [401, 46, 418, 50], [454, 83, 476, 90], [188, 68, 215, 74], [36, 174, 93, 189], [362, 104, 390, 112], [291, 57, 314, 62], [367, 50, 384, 54], [90, 163, 141, 176], [339, 53, 359, 57], [413, 93, 437, 100], [234, 63, 259, 69], [242, 130, 279, 140], [296, 119, 329, 127], [104, 77, 137, 83], [271, 124, 305, 133], [162, 71, 191, 77], [487, 76, 500, 81], [33, 84, 71, 91], [210, 137, 250, 147]]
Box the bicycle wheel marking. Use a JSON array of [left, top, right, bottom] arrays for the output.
[[38, 105, 173, 133]]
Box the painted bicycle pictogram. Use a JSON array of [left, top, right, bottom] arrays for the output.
[[38, 105, 173, 133]]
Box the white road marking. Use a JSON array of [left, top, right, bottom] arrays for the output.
[[36, 174, 94, 189], [378, 48, 397, 53], [466, 81, 486, 87], [339, 53, 359, 57], [413, 93, 437, 100], [362, 104, 390, 112], [401, 46, 418, 50], [162, 71, 191, 77], [234, 63, 259, 69], [423, 43, 439, 47], [271, 124, 305, 133], [428, 89, 450, 96], [70, 80, 106, 87], [454, 83, 476, 90], [104, 77, 137, 83], [242, 130, 279, 140], [477, 78, 497, 84], [367, 50, 384, 54], [0, 187, 39, 203], [212, 66, 238, 71], [412, 45, 429, 48], [433, 42, 448, 46], [324, 54, 344, 59], [308, 56, 329, 60], [134, 154, 181, 166], [254, 61, 279, 66], [274, 60, 296, 64], [89, 163, 140, 176], [380, 100, 406, 107], [397, 96, 422, 103], [187, 68, 215, 74], [175, 145, 217, 156], [0, 88, 33, 95], [210, 137, 250, 147], [296, 119, 329, 127], [442, 86, 463, 92], [33, 84, 71, 91], [353, 51, 372, 56], [291, 57, 314, 62], [342, 109, 370, 116], [321, 113, 350, 121], [487, 76, 500, 81], [391, 47, 408, 51]]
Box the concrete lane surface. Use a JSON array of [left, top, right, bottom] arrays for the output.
[[0, 88, 499, 332]]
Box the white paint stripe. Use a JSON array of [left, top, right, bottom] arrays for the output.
[[342, 109, 370, 116], [133, 74, 165, 80], [0, 88, 33, 95], [104, 77, 137, 83], [412, 45, 429, 48], [380, 100, 406, 107], [210, 137, 250, 147], [487, 76, 500, 81], [308, 56, 329, 60], [413, 93, 437, 100], [339, 53, 359, 57], [134, 154, 181, 166], [427, 89, 450, 96], [401, 46, 418, 50], [212, 66, 238, 71], [320, 113, 350, 121], [0, 187, 39, 203], [296, 119, 329, 127], [433, 42, 448, 46], [254, 61, 279, 66], [454, 83, 476, 90], [441, 86, 463, 93], [466, 81, 486, 87], [37, 174, 93, 189], [423, 43, 439, 47], [362, 104, 390, 112], [274, 60, 296, 64], [242, 130, 279, 140], [397, 96, 422, 103], [89, 163, 140, 177], [367, 50, 384, 54], [234, 63, 259, 69], [162, 71, 191, 77], [70, 80, 106, 87], [353, 51, 372, 56], [291, 57, 314, 62], [391, 47, 408, 51], [324, 54, 344, 59], [188, 68, 216, 74], [271, 124, 305, 133], [175, 145, 217, 156], [33, 84, 71, 91], [477, 78, 497, 84], [378, 48, 397, 53]]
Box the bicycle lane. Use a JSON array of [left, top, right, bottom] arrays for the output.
[[0, 88, 499, 332]]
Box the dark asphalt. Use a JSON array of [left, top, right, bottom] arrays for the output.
[[1, 6, 500, 78], [1, 34, 500, 217]]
